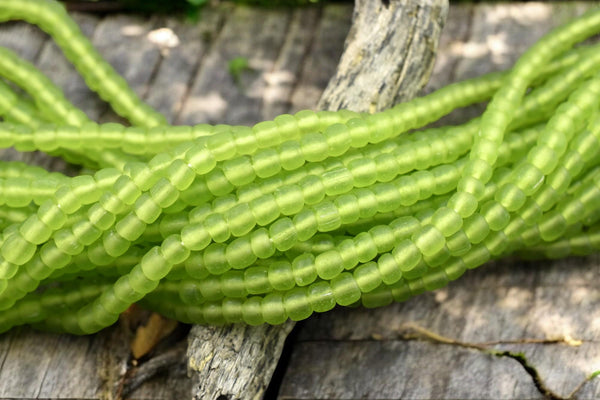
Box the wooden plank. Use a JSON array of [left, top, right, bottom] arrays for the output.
[[262, 7, 321, 120], [278, 2, 600, 399], [145, 10, 223, 123], [289, 5, 353, 113], [177, 5, 293, 126]]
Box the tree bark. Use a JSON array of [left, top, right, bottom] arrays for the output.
[[186, 1, 448, 399]]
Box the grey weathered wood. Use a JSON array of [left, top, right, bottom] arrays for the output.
[[278, 3, 600, 399], [318, 0, 448, 112]]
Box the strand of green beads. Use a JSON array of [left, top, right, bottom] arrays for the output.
[[0, 0, 167, 127]]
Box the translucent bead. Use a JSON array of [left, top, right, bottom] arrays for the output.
[[222, 156, 255, 187], [54, 229, 83, 255], [250, 194, 279, 226], [115, 213, 146, 242], [1, 234, 35, 265], [244, 266, 270, 294], [396, 176, 419, 206], [412, 226, 445, 257], [220, 270, 246, 298], [481, 201, 510, 231], [161, 235, 190, 265], [284, 288, 313, 321], [226, 204, 255, 237], [300, 132, 328, 163], [242, 297, 264, 325], [268, 261, 295, 291], [203, 214, 230, 243], [150, 178, 178, 208], [269, 218, 297, 251], [261, 293, 287, 325], [225, 236, 256, 269], [253, 121, 280, 148], [335, 194, 360, 225], [279, 141, 304, 171], [463, 214, 490, 244], [349, 157, 377, 187], [461, 245, 491, 270], [353, 262, 382, 292], [299, 175, 325, 205], [250, 228, 276, 259], [102, 230, 130, 257], [314, 250, 344, 280], [129, 264, 159, 294], [222, 298, 244, 323], [330, 272, 361, 306], [448, 191, 479, 218], [313, 201, 341, 232], [55, 186, 82, 214], [446, 230, 471, 256], [292, 209, 318, 241], [392, 239, 421, 273], [112, 175, 141, 206], [19, 214, 52, 244], [203, 243, 228, 275], [274, 185, 304, 215], [373, 183, 399, 213], [291, 253, 317, 286], [40, 243, 71, 269], [253, 148, 281, 178], [184, 143, 216, 175]]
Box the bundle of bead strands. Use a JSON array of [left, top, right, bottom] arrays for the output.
[[0, 0, 600, 334]]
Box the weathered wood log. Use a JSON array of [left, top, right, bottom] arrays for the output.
[[318, 0, 448, 112], [186, 1, 447, 399]]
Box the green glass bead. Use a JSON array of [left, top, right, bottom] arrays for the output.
[[461, 245, 491, 270], [274, 185, 304, 215], [250, 228, 276, 259], [54, 186, 82, 214], [306, 281, 335, 313], [222, 298, 244, 323], [412, 225, 445, 257], [348, 157, 377, 187], [161, 235, 190, 265], [481, 201, 510, 231], [203, 213, 230, 243], [292, 209, 318, 241], [268, 261, 295, 291], [112, 175, 141, 206], [279, 141, 304, 171], [463, 214, 490, 244], [39, 242, 71, 269], [203, 243, 228, 275], [185, 143, 217, 175], [392, 239, 421, 273], [313, 201, 341, 232], [242, 297, 265, 325], [253, 120, 280, 148], [141, 247, 173, 281], [283, 288, 312, 321], [289, 253, 316, 286], [99, 192, 126, 216], [448, 191, 479, 218], [353, 262, 382, 293], [330, 272, 361, 306], [129, 264, 159, 294], [270, 218, 298, 251], [150, 178, 178, 209], [244, 266, 270, 294], [54, 228, 83, 255], [1, 233, 35, 265], [253, 148, 281, 178], [115, 213, 146, 242], [324, 123, 352, 157], [225, 236, 256, 269], [222, 156, 255, 187], [226, 203, 255, 237], [220, 270, 246, 298], [261, 293, 287, 325], [314, 250, 344, 280], [250, 194, 280, 226], [19, 214, 51, 244]]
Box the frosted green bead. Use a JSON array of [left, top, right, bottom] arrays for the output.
[[222, 298, 244, 323], [115, 213, 145, 242], [446, 230, 471, 256], [348, 157, 377, 187], [203, 243, 228, 275], [112, 176, 140, 206], [461, 245, 491, 270], [268, 261, 295, 291], [270, 218, 297, 251], [250, 194, 279, 226], [40, 243, 71, 269], [161, 235, 190, 265], [244, 266, 270, 294], [274, 185, 304, 215], [412, 225, 445, 257], [392, 239, 421, 273], [54, 229, 83, 255], [150, 178, 178, 208], [19, 214, 51, 244], [140, 247, 172, 281], [292, 209, 318, 241], [314, 250, 344, 280], [203, 214, 230, 243], [249, 228, 276, 258], [261, 293, 287, 324], [284, 288, 312, 321], [300, 132, 328, 163], [330, 272, 361, 306], [129, 264, 159, 294], [185, 143, 217, 175], [222, 156, 255, 187], [226, 204, 255, 237], [220, 270, 246, 298], [225, 236, 256, 269], [253, 121, 279, 148], [134, 194, 161, 224], [54, 186, 82, 214], [291, 253, 317, 286], [242, 297, 265, 325], [1, 233, 35, 265], [279, 141, 304, 171], [448, 191, 479, 218], [102, 230, 130, 257], [253, 148, 281, 178], [353, 262, 382, 292], [314, 201, 341, 232], [463, 214, 490, 244]]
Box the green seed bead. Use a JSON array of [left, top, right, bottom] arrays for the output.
[[71, 220, 101, 246], [167, 159, 195, 191], [38, 201, 66, 230], [88, 203, 116, 230], [430, 207, 462, 237], [446, 230, 471, 256], [242, 297, 265, 326], [99, 192, 126, 215], [481, 201, 510, 231], [222, 298, 244, 323], [293, 209, 318, 241], [55, 186, 82, 214], [392, 239, 421, 273], [129, 264, 159, 294], [279, 141, 304, 171], [289, 253, 316, 286], [270, 218, 297, 251], [244, 266, 270, 294], [324, 123, 352, 157], [253, 148, 281, 178], [150, 178, 178, 209], [102, 230, 130, 258], [185, 143, 217, 175], [112, 176, 141, 206], [273, 185, 304, 215], [19, 214, 52, 244], [225, 236, 256, 269], [349, 157, 377, 187], [448, 191, 479, 218], [330, 272, 361, 306], [299, 175, 325, 205], [161, 235, 190, 265], [250, 194, 279, 226], [268, 261, 295, 291], [134, 194, 162, 224], [261, 293, 287, 325], [396, 176, 419, 206], [222, 156, 255, 187], [140, 247, 172, 281], [313, 201, 341, 232], [203, 214, 230, 243], [461, 245, 491, 270], [220, 270, 246, 298], [180, 224, 210, 251], [463, 214, 490, 244], [114, 275, 140, 303], [203, 243, 228, 275], [444, 258, 466, 280], [353, 262, 382, 292], [40, 243, 71, 269], [184, 252, 209, 279], [412, 225, 445, 257], [314, 250, 344, 280], [250, 228, 276, 259], [54, 228, 83, 255], [115, 213, 146, 242], [1, 234, 35, 265], [87, 242, 115, 266], [301, 132, 329, 163], [282, 288, 312, 321], [226, 204, 255, 237]]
